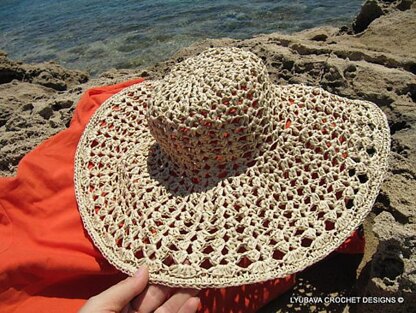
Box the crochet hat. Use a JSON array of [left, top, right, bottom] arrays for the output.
[[75, 47, 390, 288]]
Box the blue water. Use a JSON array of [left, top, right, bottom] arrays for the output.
[[0, 0, 363, 75]]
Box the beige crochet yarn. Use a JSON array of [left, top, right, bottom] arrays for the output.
[[74, 47, 390, 288]]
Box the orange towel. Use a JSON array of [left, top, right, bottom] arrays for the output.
[[0, 79, 364, 313]]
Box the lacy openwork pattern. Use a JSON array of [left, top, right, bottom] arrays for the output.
[[75, 48, 390, 288]]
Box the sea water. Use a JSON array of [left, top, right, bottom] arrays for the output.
[[0, 0, 363, 75]]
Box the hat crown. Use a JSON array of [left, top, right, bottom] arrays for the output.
[[147, 48, 275, 172]]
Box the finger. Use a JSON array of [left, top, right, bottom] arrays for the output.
[[94, 266, 149, 312], [131, 284, 171, 313], [154, 289, 199, 313], [178, 297, 200, 313]]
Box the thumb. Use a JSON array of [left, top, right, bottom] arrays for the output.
[[91, 266, 149, 312]]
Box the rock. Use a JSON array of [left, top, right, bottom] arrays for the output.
[[0, 57, 143, 176], [310, 33, 328, 42], [48, 117, 62, 129], [0, 53, 89, 88], [352, 0, 416, 33], [0, 127, 52, 173], [0, 104, 15, 127], [397, 0, 414, 10], [380, 174, 416, 220], [99, 68, 155, 81], [0, 53, 25, 83], [4, 115, 30, 131], [353, 0, 384, 33], [36, 105, 54, 120], [21, 103, 34, 112], [360, 212, 416, 312], [32, 71, 67, 91], [351, 9, 416, 60], [51, 99, 74, 111]]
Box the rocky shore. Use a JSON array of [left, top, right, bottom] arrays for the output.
[[1, 0, 415, 312]]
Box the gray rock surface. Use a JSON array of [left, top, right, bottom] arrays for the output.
[[0, 51, 88, 88], [363, 211, 416, 311], [0, 1, 415, 312], [352, 0, 416, 33]]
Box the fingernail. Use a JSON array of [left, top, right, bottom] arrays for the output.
[[192, 297, 201, 308], [134, 265, 147, 278]]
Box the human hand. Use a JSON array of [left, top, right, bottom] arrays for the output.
[[79, 266, 200, 313]]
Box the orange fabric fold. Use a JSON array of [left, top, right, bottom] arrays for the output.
[[0, 79, 364, 313]]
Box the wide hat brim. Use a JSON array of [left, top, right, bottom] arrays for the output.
[[75, 80, 390, 288]]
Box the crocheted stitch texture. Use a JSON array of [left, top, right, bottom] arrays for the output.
[[75, 48, 390, 288]]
